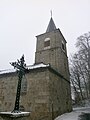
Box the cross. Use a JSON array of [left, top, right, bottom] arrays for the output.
[[10, 55, 28, 113], [50, 10, 52, 17]]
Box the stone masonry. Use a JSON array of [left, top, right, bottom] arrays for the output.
[[0, 66, 72, 120]]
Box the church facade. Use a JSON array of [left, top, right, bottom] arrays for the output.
[[0, 17, 72, 120]]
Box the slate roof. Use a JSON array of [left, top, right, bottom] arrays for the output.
[[46, 17, 56, 33]]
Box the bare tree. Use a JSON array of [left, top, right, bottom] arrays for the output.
[[76, 32, 90, 95], [70, 32, 90, 101], [70, 54, 84, 100]]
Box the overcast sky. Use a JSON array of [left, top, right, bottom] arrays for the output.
[[0, 0, 90, 69]]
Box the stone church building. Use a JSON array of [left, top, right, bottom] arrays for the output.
[[0, 17, 72, 120]]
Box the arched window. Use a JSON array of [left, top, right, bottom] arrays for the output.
[[21, 75, 27, 95], [44, 38, 50, 49]]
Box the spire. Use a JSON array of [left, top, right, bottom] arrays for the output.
[[46, 16, 57, 33]]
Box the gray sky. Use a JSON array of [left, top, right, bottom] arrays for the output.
[[0, 0, 90, 69]]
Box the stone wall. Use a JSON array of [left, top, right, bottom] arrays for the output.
[[0, 73, 18, 112], [0, 67, 72, 120], [0, 68, 51, 120]]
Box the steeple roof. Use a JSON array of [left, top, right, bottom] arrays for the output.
[[46, 17, 56, 33]]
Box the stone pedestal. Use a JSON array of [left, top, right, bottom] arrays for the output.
[[0, 112, 30, 120]]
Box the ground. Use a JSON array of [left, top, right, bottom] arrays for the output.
[[55, 99, 90, 120], [55, 107, 90, 120]]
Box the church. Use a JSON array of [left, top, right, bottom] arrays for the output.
[[0, 16, 72, 120]]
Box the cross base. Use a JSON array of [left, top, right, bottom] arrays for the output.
[[0, 111, 30, 119]]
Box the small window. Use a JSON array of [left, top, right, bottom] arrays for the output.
[[44, 38, 50, 49], [62, 42, 65, 51], [19, 105, 25, 111]]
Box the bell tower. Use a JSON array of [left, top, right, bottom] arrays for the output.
[[35, 17, 69, 80]]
